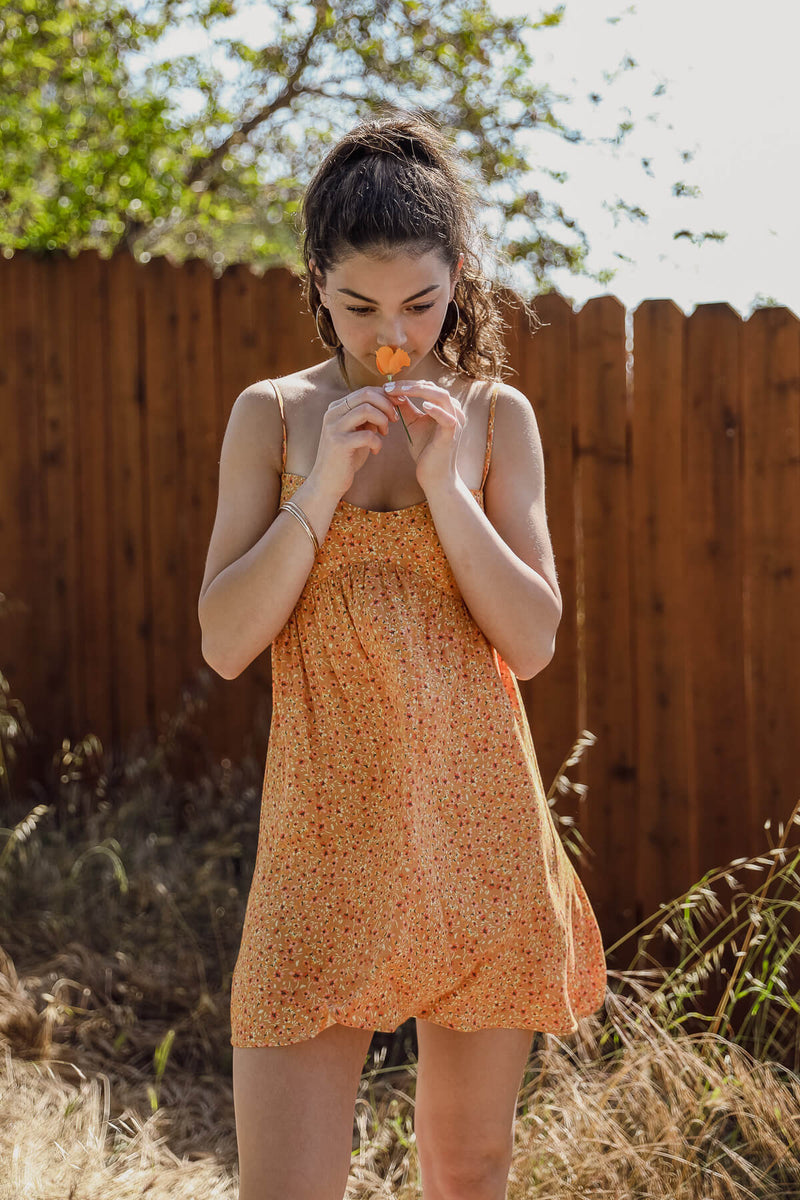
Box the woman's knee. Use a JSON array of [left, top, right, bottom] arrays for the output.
[[412, 1022, 531, 1200], [414, 1097, 515, 1200], [233, 1023, 374, 1200], [417, 1141, 514, 1200]]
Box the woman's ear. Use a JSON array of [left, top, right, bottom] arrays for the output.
[[309, 258, 327, 304]]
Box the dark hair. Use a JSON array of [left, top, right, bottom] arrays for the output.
[[300, 108, 538, 386]]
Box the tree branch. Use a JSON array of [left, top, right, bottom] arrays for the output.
[[120, 3, 328, 250], [184, 3, 328, 189]]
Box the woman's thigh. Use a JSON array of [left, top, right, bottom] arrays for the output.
[[413, 1019, 535, 1199], [233, 1022, 374, 1200]]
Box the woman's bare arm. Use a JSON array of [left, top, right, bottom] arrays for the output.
[[400, 381, 563, 680], [197, 384, 339, 679]]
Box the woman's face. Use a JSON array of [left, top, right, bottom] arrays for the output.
[[312, 245, 464, 388]]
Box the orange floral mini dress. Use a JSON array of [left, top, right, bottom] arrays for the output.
[[230, 378, 607, 1047]]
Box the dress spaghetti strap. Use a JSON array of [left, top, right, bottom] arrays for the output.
[[270, 379, 287, 474], [480, 381, 500, 491]]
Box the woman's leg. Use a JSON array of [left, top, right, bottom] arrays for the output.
[[413, 1019, 535, 1200], [233, 1022, 374, 1200]]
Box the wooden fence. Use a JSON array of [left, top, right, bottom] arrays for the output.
[[2, 249, 799, 946]]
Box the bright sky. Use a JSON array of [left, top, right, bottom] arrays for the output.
[[134, 0, 800, 317], [493, 0, 800, 317]]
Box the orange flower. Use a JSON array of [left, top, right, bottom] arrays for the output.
[[376, 345, 413, 443], [376, 345, 411, 377]]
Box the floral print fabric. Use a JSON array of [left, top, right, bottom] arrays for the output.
[[229, 379, 607, 1047]]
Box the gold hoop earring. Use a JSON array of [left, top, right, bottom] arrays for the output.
[[315, 303, 341, 349], [446, 298, 461, 343], [433, 298, 461, 366]]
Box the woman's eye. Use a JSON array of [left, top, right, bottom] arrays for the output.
[[346, 303, 436, 316]]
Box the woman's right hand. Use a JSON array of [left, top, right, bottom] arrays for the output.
[[309, 386, 400, 500]]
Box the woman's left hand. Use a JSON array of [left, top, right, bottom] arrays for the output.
[[384, 380, 466, 493]]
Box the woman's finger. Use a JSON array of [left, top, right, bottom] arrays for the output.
[[391, 395, 425, 418], [386, 382, 446, 401], [389, 383, 463, 419], [420, 401, 459, 426], [338, 401, 391, 430], [333, 391, 398, 423]]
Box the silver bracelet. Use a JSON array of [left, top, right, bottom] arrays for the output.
[[278, 500, 320, 556]]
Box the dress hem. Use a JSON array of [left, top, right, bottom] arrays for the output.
[[229, 996, 607, 1049]]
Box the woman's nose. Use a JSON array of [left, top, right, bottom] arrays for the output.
[[376, 322, 408, 348]]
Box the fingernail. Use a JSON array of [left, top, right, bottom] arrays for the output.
[[384, 381, 396, 391]]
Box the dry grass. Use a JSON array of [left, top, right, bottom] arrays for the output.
[[2, 665, 800, 1198], [1, 1048, 235, 1199], [508, 998, 800, 1200]]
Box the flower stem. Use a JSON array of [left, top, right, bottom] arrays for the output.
[[387, 375, 413, 444]]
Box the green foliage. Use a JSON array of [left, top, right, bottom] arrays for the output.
[[0, 0, 714, 289], [148, 1026, 176, 1109], [0, 1, 177, 248]]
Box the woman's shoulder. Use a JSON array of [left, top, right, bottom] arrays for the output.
[[479, 375, 545, 490], [238, 363, 329, 406], [455, 375, 533, 487], [234, 364, 327, 419], [453, 373, 514, 424], [470, 374, 531, 420], [232, 364, 338, 473]]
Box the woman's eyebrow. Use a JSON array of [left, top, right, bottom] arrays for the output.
[[337, 284, 441, 303]]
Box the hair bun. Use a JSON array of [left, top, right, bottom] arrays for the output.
[[371, 122, 439, 166], [332, 114, 441, 170]]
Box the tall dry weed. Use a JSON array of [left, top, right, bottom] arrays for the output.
[[507, 993, 800, 1199], [0, 1048, 236, 1199]]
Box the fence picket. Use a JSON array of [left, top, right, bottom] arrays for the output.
[[685, 304, 752, 876], [632, 300, 695, 922], [574, 295, 636, 942]]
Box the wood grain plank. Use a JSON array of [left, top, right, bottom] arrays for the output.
[[685, 303, 751, 875], [176, 258, 218, 693], [741, 307, 800, 835], [0, 254, 46, 779], [573, 294, 636, 945], [106, 251, 149, 753], [141, 256, 183, 732], [631, 300, 695, 919], [516, 294, 581, 831], [39, 253, 80, 744], [69, 250, 114, 746], [0, 257, 32, 697]]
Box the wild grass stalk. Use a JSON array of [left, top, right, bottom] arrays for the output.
[[600, 797, 800, 1068]]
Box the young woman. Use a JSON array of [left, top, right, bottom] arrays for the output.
[[198, 110, 606, 1200]]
